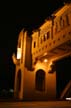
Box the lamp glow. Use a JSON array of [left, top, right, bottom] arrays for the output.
[[44, 59, 48, 63], [17, 48, 21, 59], [66, 97, 71, 100]]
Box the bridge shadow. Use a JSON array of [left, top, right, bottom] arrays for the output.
[[55, 56, 71, 99]]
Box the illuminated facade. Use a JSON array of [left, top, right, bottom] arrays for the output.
[[12, 3, 71, 100]]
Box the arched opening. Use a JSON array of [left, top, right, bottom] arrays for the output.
[[56, 56, 71, 99], [35, 69, 45, 91], [16, 70, 21, 98]]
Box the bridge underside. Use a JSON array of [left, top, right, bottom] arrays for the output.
[[40, 40, 71, 62]]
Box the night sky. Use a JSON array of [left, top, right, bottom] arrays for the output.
[[0, 0, 69, 90]]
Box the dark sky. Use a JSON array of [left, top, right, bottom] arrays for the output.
[[0, 0, 68, 90]]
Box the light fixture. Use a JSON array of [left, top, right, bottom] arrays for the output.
[[44, 59, 48, 63]]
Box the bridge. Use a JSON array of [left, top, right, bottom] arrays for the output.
[[12, 3, 71, 101]]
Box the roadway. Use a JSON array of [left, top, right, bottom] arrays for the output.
[[0, 101, 71, 108]]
